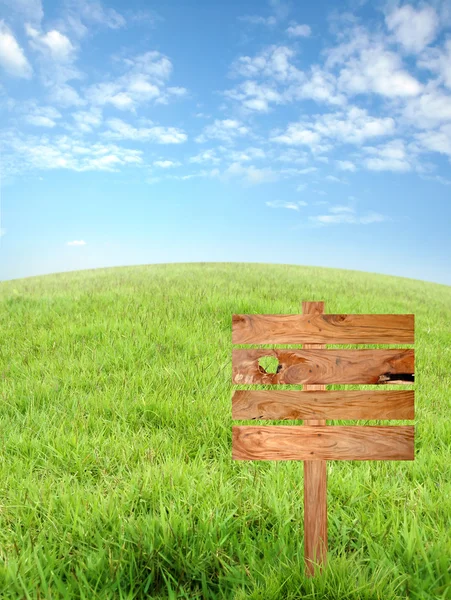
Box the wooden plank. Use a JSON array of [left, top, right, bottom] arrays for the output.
[[232, 390, 415, 420], [232, 348, 414, 385], [302, 301, 327, 577], [232, 425, 415, 461], [232, 313, 414, 344]]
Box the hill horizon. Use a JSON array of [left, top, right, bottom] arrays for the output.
[[1, 261, 450, 289]]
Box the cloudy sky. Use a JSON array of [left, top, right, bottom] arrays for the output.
[[0, 0, 450, 284]]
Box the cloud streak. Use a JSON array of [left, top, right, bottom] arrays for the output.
[[0, 20, 33, 78]]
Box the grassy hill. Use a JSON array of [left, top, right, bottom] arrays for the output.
[[0, 262, 450, 599]]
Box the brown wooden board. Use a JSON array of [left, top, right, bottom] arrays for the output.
[[232, 314, 414, 344], [232, 390, 415, 420], [232, 425, 415, 461], [232, 348, 414, 385]]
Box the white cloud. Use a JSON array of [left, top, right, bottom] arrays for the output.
[[229, 47, 345, 108], [272, 106, 395, 152], [153, 160, 180, 168], [421, 174, 451, 186], [104, 118, 187, 144], [0, 131, 144, 174], [71, 108, 102, 132], [222, 162, 278, 184], [325, 175, 343, 182], [290, 66, 346, 106], [24, 29, 82, 87], [286, 23, 311, 37], [196, 119, 249, 143], [64, 0, 126, 37], [336, 160, 356, 171], [402, 85, 451, 128], [67, 240, 87, 246], [363, 139, 411, 172], [238, 15, 277, 26], [224, 80, 284, 112], [86, 51, 185, 111], [385, 4, 438, 54], [0, 20, 33, 78], [268, 0, 291, 21], [0, 0, 43, 24], [189, 149, 221, 164], [274, 149, 308, 164], [26, 26, 75, 62], [167, 86, 187, 97], [176, 168, 220, 181], [49, 83, 85, 107], [272, 126, 322, 147], [25, 105, 62, 127], [278, 167, 315, 177], [226, 67, 346, 111], [123, 51, 172, 82], [87, 83, 134, 110], [190, 146, 265, 165], [298, 167, 317, 174], [266, 200, 307, 209], [329, 205, 354, 213], [316, 107, 396, 143], [233, 146, 265, 160], [309, 211, 386, 225], [76, 0, 125, 29], [417, 40, 451, 90], [230, 45, 302, 82], [415, 125, 451, 156], [107, 92, 133, 109], [326, 28, 422, 98], [126, 78, 160, 98], [337, 45, 422, 97], [238, 0, 290, 27]]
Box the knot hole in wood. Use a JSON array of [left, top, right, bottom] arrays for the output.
[[258, 356, 281, 374]]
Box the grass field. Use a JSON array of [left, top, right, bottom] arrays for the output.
[[0, 262, 450, 600]]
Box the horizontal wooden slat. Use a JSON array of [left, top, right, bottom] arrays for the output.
[[232, 349, 414, 385], [232, 314, 414, 344], [232, 425, 415, 460], [232, 390, 415, 420]]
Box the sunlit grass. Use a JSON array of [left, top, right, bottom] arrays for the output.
[[0, 262, 450, 599]]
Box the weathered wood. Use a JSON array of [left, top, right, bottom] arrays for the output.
[[232, 348, 414, 385], [232, 425, 415, 461], [232, 390, 415, 420], [232, 313, 414, 344], [302, 301, 327, 577]]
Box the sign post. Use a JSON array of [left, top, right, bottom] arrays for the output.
[[231, 302, 415, 577]]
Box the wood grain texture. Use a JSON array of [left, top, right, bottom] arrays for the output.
[[232, 425, 415, 461], [231, 390, 415, 420], [232, 313, 414, 344], [230, 301, 416, 578], [302, 301, 327, 577], [232, 348, 414, 385]]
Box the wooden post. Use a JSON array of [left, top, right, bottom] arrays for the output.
[[302, 301, 327, 577]]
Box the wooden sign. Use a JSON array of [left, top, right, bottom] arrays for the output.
[[231, 302, 415, 577]]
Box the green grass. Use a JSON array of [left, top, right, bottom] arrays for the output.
[[0, 262, 450, 599]]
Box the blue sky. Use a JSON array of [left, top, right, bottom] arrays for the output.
[[1, 0, 450, 284]]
